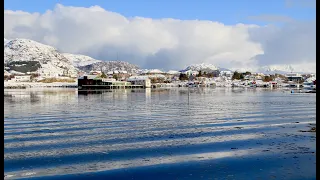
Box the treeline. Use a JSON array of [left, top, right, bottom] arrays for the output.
[[232, 71, 288, 82], [231, 71, 251, 80], [179, 70, 220, 81], [6, 61, 41, 73]]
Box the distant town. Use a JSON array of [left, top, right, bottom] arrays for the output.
[[4, 65, 316, 92]]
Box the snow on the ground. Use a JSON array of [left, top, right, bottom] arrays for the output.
[[183, 63, 219, 71], [4, 81, 78, 88], [63, 53, 101, 67]]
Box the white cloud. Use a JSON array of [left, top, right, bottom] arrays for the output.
[[248, 21, 316, 72], [4, 4, 316, 72]]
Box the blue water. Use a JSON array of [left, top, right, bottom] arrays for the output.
[[4, 88, 316, 179]]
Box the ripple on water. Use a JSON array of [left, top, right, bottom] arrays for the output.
[[4, 88, 316, 180]]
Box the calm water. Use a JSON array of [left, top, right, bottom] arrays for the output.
[[4, 88, 316, 180]]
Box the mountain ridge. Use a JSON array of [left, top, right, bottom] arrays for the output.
[[4, 38, 314, 76]]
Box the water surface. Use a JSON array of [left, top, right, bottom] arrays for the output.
[[4, 88, 316, 179]]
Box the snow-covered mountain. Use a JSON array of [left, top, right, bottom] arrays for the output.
[[63, 53, 102, 67], [257, 65, 295, 74], [78, 61, 140, 74], [232, 65, 311, 74], [4, 38, 141, 76], [139, 69, 165, 74], [182, 63, 219, 72], [4, 38, 78, 76]]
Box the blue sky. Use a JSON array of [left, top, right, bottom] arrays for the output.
[[4, 0, 316, 71], [4, 0, 316, 25]]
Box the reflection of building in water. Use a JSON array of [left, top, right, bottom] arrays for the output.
[[127, 76, 151, 88], [145, 88, 151, 103]]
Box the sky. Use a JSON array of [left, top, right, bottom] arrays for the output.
[[4, 0, 316, 72]]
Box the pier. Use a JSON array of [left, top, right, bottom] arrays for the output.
[[78, 76, 147, 90], [79, 84, 144, 90]]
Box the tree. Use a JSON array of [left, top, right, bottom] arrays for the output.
[[232, 71, 241, 80], [207, 73, 214, 78], [100, 72, 107, 78], [197, 70, 202, 77], [212, 70, 220, 77], [245, 71, 251, 75], [112, 74, 118, 80], [263, 75, 275, 82], [179, 73, 188, 81]]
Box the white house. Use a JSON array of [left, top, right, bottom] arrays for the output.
[[89, 71, 102, 75], [220, 70, 233, 78], [11, 75, 31, 82], [182, 70, 199, 76], [127, 76, 151, 88], [286, 73, 303, 82]]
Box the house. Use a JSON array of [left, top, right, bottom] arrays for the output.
[[11, 75, 31, 82], [39, 69, 60, 77], [255, 75, 263, 80], [89, 71, 102, 75], [127, 76, 151, 88], [165, 70, 180, 81], [285, 73, 303, 82], [220, 70, 233, 78], [182, 70, 199, 76]]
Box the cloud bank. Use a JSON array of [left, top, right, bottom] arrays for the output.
[[4, 4, 316, 72]]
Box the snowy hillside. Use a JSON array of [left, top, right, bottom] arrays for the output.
[[63, 53, 102, 67], [78, 61, 140, 74], [4, 38, 78, 76], [167, 70, 180, 74], [183, 63, 219, 71]]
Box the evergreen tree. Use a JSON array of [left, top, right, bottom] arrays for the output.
[[232, 71, 240, 80], [179, 73, 188, 81], [100, 72, 107, 78]]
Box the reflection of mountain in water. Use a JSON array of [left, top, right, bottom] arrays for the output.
[[4, 91, 41, 104], [4, 89, 77, 105]]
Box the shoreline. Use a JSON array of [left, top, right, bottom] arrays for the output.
[[4, 82, 78, 89], [3, 82, 315, 93]]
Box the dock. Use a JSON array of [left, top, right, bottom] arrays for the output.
[[78, 84, 145, 90]]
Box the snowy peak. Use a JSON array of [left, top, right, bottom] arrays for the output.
[[63, 53, 102, 67], [4, 38, 63, 63], [4, 38, 77, 76]]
